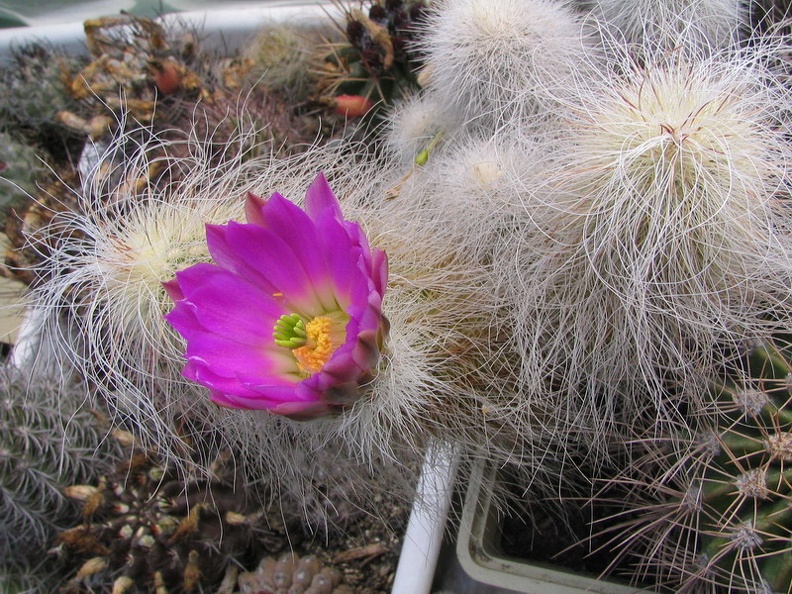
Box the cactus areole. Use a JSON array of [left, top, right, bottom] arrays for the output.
[[700, 341, 792, 593], [164, 172, 389, 420]]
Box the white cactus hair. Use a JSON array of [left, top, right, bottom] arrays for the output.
[[497, 32, 792, 455], [21, 0, 792, 537], [22, 120, 434, 513], [417, 0, 597, 134], [23, 102, 551, 508], [336, 134, 520, 468], [584, 0, 745, 53], [384, 94, 449, 166], [26, 121, 253, 455], [348, 127, 609, 489]]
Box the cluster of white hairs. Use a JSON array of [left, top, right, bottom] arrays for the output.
[[20, 0, 792, 526], [23, 121, 432, 509], [521, 43, 792, 421], [386, 0, 792, 457], [410, 0, 599, 135], [585, 0, 744, 52]]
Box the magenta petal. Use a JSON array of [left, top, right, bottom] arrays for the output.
[[183, 360, 285, 400], [244, 191, 268, 227], [223, 220, 334, 314], [204, 224, 274, 292], [269, 400, 330, 420], [210, 383, 323, 411], [169, 265, 285, 343], [371, 250, 388, 296], [184, 332, 297, 379], [162, 278, 183, 302], [304, 172, 343, 221], [246, 195, 342, 310], [163, 173, 388, 421]]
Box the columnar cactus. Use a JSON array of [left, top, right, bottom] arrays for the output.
[[0, 364, 121, 580]]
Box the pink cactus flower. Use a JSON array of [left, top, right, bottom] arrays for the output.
[[164, 173, 388, 420]]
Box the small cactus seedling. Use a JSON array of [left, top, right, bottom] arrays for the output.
[[244, 23, 330, 106], [317, 0, 429, 118]]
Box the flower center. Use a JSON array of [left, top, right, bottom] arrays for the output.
[[273, 312, 349, 376]]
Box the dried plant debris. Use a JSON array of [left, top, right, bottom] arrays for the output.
[[67, 14, 212, 125], [0, 12, 374, 290], [55, 428, 407, 594]]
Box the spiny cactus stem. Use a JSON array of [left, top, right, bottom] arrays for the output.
[[747, 343, 792, 381], [712, 381, 792, 423], [763, 467, 792, 495], [703, 467, 792, 506], [760, 549, 792, 592], [702, 478, 738, 502], [769, 407, 792, 426], [717, 431, 765, 456], [701, 496, 792, 558]]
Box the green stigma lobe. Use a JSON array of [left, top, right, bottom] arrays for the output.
[[273, 313, 307, 348]]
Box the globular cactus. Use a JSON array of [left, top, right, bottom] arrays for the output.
[[0, 43, 90, 162], [0, 364, 122, 580], [245, 23, 330, 106], [583, 0, 745, 54], [0, 132, 48, 232], [590, 336, 792, 593], [495, 31, 792, 465], [415, 0, 596, 135]]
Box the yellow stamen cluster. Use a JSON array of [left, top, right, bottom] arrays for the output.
[[273, 311, 349, 376], [293, 317, 335, 375]]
